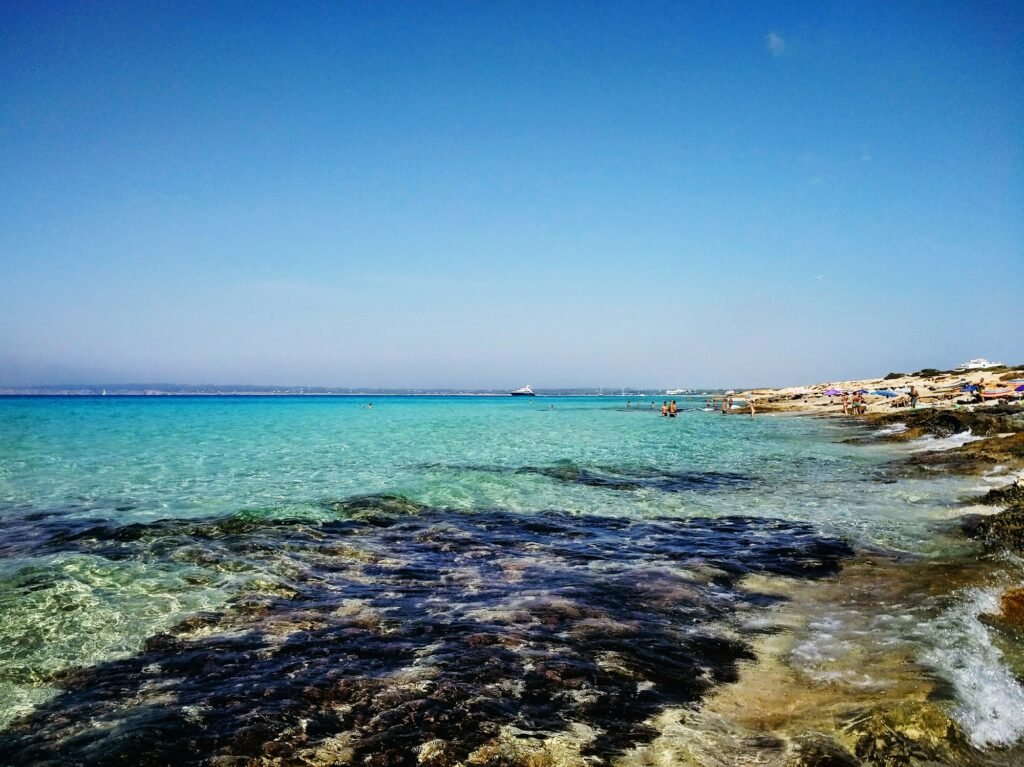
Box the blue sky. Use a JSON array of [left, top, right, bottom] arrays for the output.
[[1, 1, 1021, 388]]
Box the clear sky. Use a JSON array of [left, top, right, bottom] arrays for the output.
[[1, 1, 1021, 388]]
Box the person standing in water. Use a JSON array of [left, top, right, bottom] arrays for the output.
[[749, 399, 756, 417], [669, 400, 677, 417], [661, 401, 669, 417]]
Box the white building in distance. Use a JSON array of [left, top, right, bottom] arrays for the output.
[[956, 358, 1003, 370]]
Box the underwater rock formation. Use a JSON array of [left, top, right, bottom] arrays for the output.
[[0, 499, 852, 766], [785, 734, 858, 767], [843, 704, 967, 767]]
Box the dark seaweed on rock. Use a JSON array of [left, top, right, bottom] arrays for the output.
[[962, 508, 1024, 553], [452, 462, 755, 493], [421, 462, 754, 493], [0, 498, 851, 767], [0, 495, 422, 561], [973, 482, 1024, 508], [871, 409, 1022, 440], [900, 433, 1024, 477]]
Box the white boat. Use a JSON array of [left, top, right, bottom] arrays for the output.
[[665, 388, 691, 396], [510, 385, 536, 397]]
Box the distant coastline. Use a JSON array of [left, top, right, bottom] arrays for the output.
[[0, 386, 722, 398]]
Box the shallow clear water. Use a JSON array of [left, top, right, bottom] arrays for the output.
[[0, 396, 968, 545], [0, 396, 1020, 764]]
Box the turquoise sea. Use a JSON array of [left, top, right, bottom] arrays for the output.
[[0, 396, 1021, 765]]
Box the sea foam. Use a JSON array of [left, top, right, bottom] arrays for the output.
[[922, 587, 1024, 748], [907, 429, 983, 452]]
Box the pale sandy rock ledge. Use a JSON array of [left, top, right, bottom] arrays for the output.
[[736, 366, 1024, 416]]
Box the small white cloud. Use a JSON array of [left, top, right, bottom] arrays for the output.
[[766, 32, 786, 57]]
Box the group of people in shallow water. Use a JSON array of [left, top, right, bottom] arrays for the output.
[[624, 397, 756, 417], [624, 399, 682, 416]]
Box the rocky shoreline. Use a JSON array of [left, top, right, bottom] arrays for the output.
[[744, 367, 1024, 560], [866, 408, 1024, 553], [686, 400, 1024, 767]]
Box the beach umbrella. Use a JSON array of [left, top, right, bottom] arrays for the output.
[[1016, 384, 1024, 392], [855, 388, 869, 394], [962, 385, 979, 393], [871, 390, 900, 398], [823, 388, 844, 396]]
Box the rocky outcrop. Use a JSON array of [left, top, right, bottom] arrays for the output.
[[902, 432, 1024, 475], [870, 408, 1021, 441], [976, 480, 1024, 507], [962, 507, 1024, 552], [1000, 588, 1024, 627]]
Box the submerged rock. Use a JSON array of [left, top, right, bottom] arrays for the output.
[[329, 493, 427, 519], [843, 704, 965, 767], [513, 463, 754, 493], [785, 734, 858, 767], [0, 504, 853, 766]]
